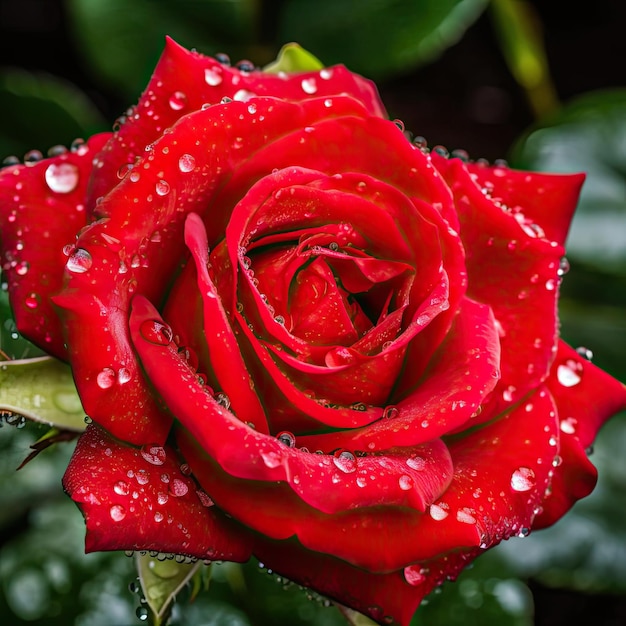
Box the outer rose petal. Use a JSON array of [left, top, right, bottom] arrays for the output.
[[62, 424, 253, 562], [433, 155, 566, 416], [89, 37, 386, 209], [534, 341, 626, 528], [0, 134, 110, 358], [465, 161, 585, 247]]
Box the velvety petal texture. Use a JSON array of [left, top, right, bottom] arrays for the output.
[[1, 38, 624, 626]]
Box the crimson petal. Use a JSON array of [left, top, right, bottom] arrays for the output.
[[434, 155, 565, 416], [534, 341, 626, 527], [89, 37, 386, 210], [0, 134, 110, 358], [62, 423, 253, 562]]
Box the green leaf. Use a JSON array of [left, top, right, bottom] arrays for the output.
[[65, 0, 260, 98], [0, 357, 85, 431], [263, 43, 324, 74], [278, 0, 489, 78], [0, 69, 106, 158], [136, 553, 204, 626], [510, 89, 626, 274]]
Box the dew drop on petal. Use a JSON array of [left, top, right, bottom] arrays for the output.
[[429, 503, 449, 521], [139, 320, 173, 345], [45, 162, 79, 194], [196, 490, 214, 507], [141, 445, 166, 466], [406, 455, 426, 471], [233, 89, 256, 102], [510, 467, 536, 492], [113, 480, 130, 496], [276, 431, 296, 447], [261, 449, 282, 468], [403, 565, 426, 586], [169, 478, 189, 497], [168, 91, 187, 111], [204, 67, 223, 86], [117, 367, 132, 384], [560, 416, 578, 435], [333, 449, 357, 474], [154, 511, 164, 523], [557, 360, 583, 387], [178, 153, 196, 172], [156, 180, 170, 196], [110, 504, 126, 522], [398, 475, 413, 490], [301, 77, 317, 94], [97, 367, 116, 389], [24, 293, 39, 309], [66, 248, 93, 273], [456, 507, 477, 524]]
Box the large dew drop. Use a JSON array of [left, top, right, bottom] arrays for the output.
[[204, 67, 223, 86], [141, 445, 167, 466], [403, 565, 426, 586], [178, 154, 196, 173], [333, 449, 357, 474], [66, 248, 93, 273], [45, 162, 79, 194], [139, 320, 173, 345], [96, 367, 116, 389], [556, 360, 583, 387], [109, 504, 126, 522], [510, 467, 536, 492]]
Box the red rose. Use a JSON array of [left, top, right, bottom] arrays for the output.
[[1, 39, 625, 625]]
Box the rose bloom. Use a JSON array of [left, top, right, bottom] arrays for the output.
[[1, 38, 625, 625]]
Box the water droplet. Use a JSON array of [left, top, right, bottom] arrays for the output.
[[247, 103, 257, 114], [154, 511, 164, 523], [117, 367, 131, 384], [403, 565, 426, 586], [429, 503, 449, 521], [97, 367, 116, 389], [141, 445, 166, 466], [169, 478, 189, 497], [113, 480, 130, 496], [332, 449, 357, 473], [139, 320, 173, 345], [575, 346, 593, 361], [356, 476, 367, 488], [110, 504, 126, 522], [233, 89, 256, 102], [157, 492, 169, 505], [168, 91, 187, 111], [277, 431, 296, 447], [24, 292, 39, 309], [301, 77, 317, 94], [45, 162, 79, 194], [196, 490, 214, 507], [557, 257, 570, 276], [456, 507, 477, 524], [136, 606, 149, 621], [156, 179, 170, 196], [560, 416, 577, 434], [66, 248, 93, 273], [135, 469, 149, 485], [261, 450, 282, 468], [24, 149, 43, 164], [510, 467, 536, 492], [204, 67, 223, 86], [398, 475, 413, 490], [178, 153, 196, 172], [406, 455, 426, 470], [556, 359, 582, 387], [545, 278, 556, 291]]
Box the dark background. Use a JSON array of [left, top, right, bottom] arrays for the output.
[[0, 1, 625, 625]]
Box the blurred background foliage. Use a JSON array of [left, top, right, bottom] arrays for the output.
[[0, 0, 625, 624]]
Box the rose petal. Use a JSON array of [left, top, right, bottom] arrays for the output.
[[89, 37, 386, 210], [434, 155, 564, 415], [464, 160, 585, 247], [534, 341, 626, 528], [62, 423, 253, 562], [0, 134, 110, 358], [184, 212, 269, 433]]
